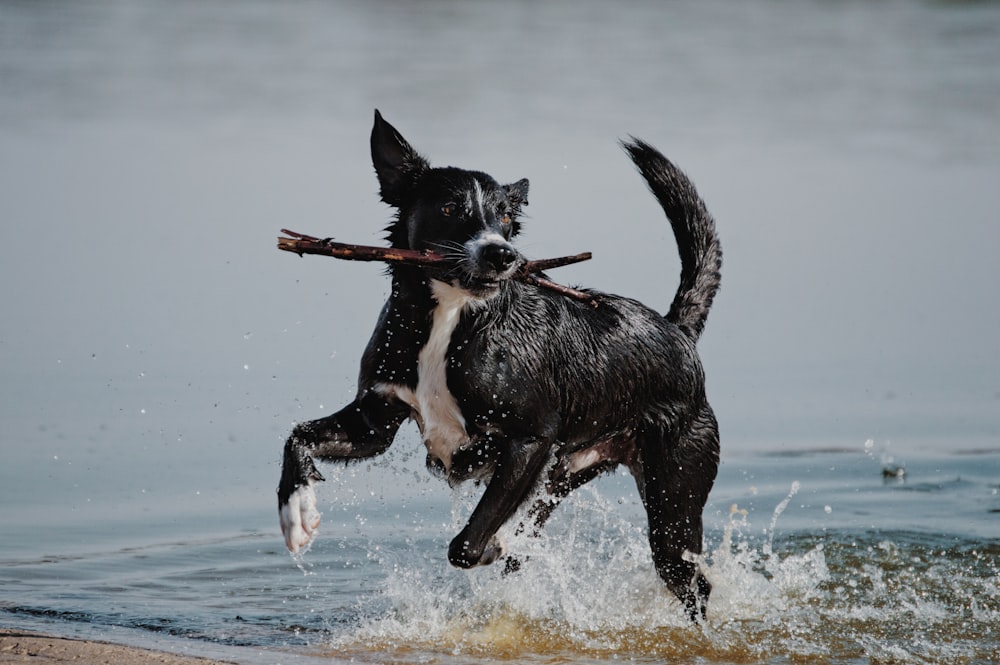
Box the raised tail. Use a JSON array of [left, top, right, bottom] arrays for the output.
[[621, 139, 722, 340]]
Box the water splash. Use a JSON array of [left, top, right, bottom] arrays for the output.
[[323, 478, 999, 663], [763, 480, 800, 558], [329, 485, 816, 661]]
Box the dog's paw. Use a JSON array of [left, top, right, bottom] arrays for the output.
[[478, 537, 505, 566], [279, 482, 321, 553], [448, 533, 506, 568]]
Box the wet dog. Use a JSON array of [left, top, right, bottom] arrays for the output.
[[278, 111, 722, 619]]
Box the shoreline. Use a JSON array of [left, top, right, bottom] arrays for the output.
[[0, 629, 236, 665]]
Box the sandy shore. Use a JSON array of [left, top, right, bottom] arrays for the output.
[[0, 629, 235, 665]]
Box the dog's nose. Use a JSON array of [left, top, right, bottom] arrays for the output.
[[481, 243, 518, 272]]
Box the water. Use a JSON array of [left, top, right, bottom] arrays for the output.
[[2, 1, 999, 663], [3, 442, 998, 663]]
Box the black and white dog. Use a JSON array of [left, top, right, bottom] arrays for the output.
[[278, 111, 722, 620]]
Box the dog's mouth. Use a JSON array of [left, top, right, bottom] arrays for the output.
[[435, 274, 499, 299], [420, 265, 505, 298], [437, 255, 524, 298], [464, 275, 503, 293], [457, 264, 523, 297], [416, 236, 524, 298]]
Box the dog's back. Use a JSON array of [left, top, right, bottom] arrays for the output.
[[449, 284, 702, 448]]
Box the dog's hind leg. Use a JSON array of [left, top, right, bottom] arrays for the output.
[[448, 436, 552, 569], [503, 436, 633, 574], [547, 433, 636, 500], [635, 407, 719, 621], [278, 390, 409, 552], [500, 473, 600, 576], [520, 433, 635, 533]]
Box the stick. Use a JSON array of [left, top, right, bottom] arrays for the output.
[[277, 229, 592, 274], [277, 229, 598, 306], [277, 230, 449, 266]]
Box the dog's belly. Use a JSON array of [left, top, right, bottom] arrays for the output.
[[376, 280, 473, 472]]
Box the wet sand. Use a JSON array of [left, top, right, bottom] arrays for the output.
[[0, 629, 234, 664]]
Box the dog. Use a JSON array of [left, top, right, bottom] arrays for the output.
[[278, 111, 722, 620]]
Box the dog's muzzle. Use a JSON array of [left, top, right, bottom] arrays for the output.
[[479, 243, 518, 273], [463, 235, 522, 293]]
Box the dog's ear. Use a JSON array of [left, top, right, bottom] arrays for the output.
[[504, 178, 529, 214], [371, 110, 430, 207]]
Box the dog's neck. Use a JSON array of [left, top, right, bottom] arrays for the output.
[[429, 279, 485, 313], [387, 266, 434, 307], [388, 266, 496, 314]]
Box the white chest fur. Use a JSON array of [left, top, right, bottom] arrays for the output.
[[377, 280, 473, 472]]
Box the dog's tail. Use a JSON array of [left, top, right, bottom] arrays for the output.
[[622, 139, 722, 341]]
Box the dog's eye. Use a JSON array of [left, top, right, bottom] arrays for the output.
[[500, 213, 512, 225], [441, 203, 457, 217]]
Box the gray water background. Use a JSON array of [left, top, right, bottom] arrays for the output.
[[1, 1, 999, 663]]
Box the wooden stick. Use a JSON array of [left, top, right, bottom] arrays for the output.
[[277, 229, 599, 306], [277, 229, 592, 274], [518, 252, 594, 274], [277, 230, 449, 266]]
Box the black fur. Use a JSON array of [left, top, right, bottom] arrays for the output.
[[278, 111, 722, 620]]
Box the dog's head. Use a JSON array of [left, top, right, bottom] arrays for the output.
[[371, 110, 529, 298]]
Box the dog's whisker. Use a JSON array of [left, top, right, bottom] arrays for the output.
[[426, 243, 471, 267], [428, 240, 465, 254]]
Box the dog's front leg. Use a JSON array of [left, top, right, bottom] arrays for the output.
[[448, 437, 551, 568], [278, 390, 408, 552]]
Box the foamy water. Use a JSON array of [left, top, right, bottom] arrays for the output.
[[320, 467, 998, 664]]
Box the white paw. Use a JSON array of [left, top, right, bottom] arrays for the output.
[[279, 483, 321, 553]]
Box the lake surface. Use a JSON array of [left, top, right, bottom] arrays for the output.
[[1, 1, 998, 663]]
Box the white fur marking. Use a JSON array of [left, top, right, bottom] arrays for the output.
[[418, 280, 473, 471], [377, 382, 416, 410], [379, 280, 473, 472], [471, 179, 486, 223], [567, 449, 602, 474], [280, 482, 321, 553]]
